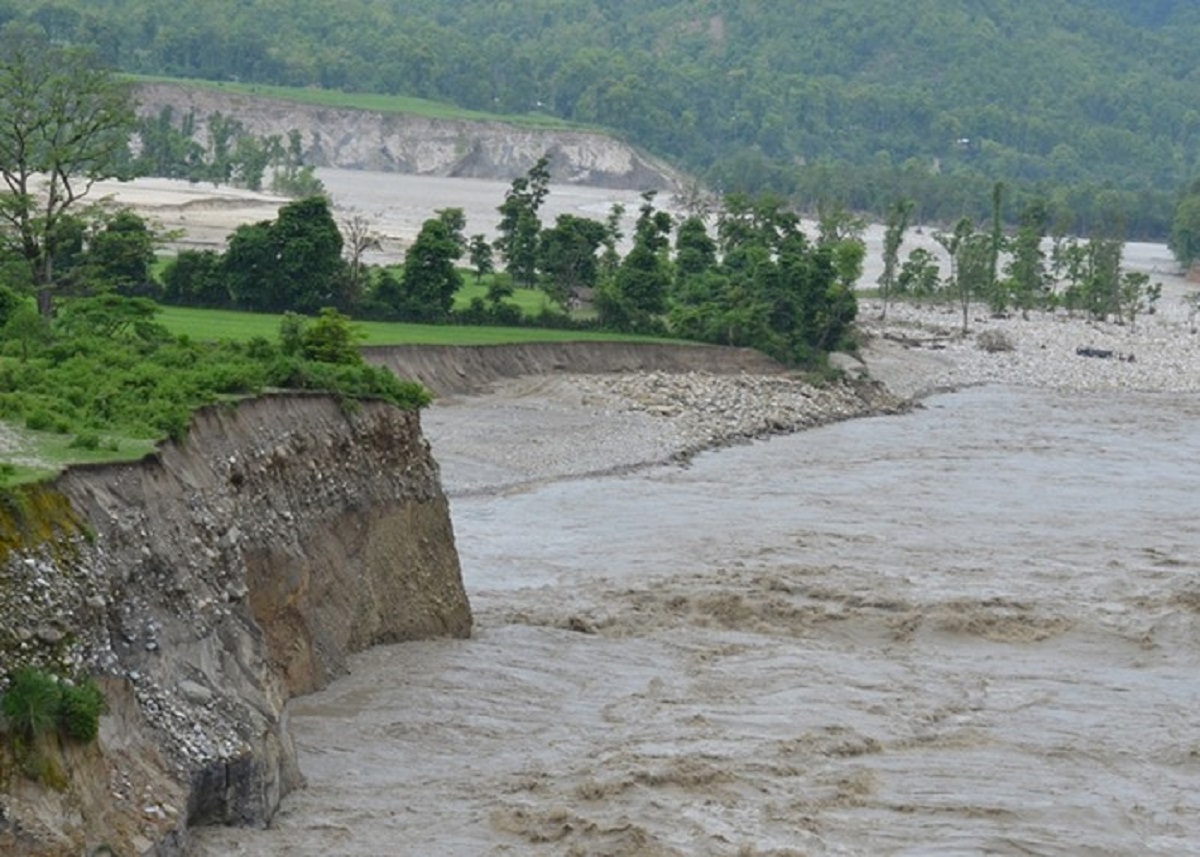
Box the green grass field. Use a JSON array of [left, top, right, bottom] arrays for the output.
[[1, 305, 673, 485], [129, 74, 589, 132], [157, 304, 666, 345]]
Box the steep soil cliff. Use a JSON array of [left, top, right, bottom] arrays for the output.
[[135, 83, 680, 190], [362, 341, 790, 397], [0, 395, 470, 856]]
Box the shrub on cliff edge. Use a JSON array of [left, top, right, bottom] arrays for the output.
[[59, 678, 107, 743], [1, 669, 61, 740]]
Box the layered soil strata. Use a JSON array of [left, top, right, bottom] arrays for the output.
[[0, 395, 470, 856]]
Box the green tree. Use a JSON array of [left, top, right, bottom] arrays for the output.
[[396, 217, 463, 321], [600, 191, 672, 332], [78, 209, 158, 296], [895, 248, 941, 297], [468, 233, 495, 284], [934, 217, 977, 333], [436, 207, 468, 256], [162, 249, 227, 308], [673, 215, 717, 290], [598, 203, 625, 282], [537, 214, 608, 309], [987, 181, 1007, 314], [1169, 189, 1200, 270], [0, 24, 136, 317], [494, 155, 551, 289], [816, 201, 867, 290], [1004, 199, 1050, 318], [878, 198, 914, 319], [1081, 234, 1123, 321], [222, 195, 347, 313], [957, 233, 994, 331]]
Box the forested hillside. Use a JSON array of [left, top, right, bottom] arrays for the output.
[[6, 0, 1198, 237]]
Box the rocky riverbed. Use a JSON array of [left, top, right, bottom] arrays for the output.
[[423, 292, 1200, 498]]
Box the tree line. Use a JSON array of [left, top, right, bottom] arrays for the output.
[[132, 107, 324, 197], [161, 156, 862, 367], [876, 183, 1164, 335]]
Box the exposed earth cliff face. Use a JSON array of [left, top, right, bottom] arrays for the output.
[[0, 395, 470, 856], [362, 341, 792, 397], [135, 83, 680, 190]]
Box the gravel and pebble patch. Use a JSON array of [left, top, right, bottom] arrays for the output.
[[425, 371, 903, 497], [856, 297, 1200, 397], [427, 295, 1200, 497]]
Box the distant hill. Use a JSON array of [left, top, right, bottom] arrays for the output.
[[7, 0, 1199, 236]]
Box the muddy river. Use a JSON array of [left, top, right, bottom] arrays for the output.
[[189, 385, 1200, 856]]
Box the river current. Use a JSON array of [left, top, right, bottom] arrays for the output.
[[189, 385, 1200, 856]]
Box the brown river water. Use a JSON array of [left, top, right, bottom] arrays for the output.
[[188, 385, 1200, 856]]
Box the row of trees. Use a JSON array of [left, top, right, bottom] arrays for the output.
[[158, 154, 861, 366], [132, 107, 324, 197], [878, 184, 1163, 333]]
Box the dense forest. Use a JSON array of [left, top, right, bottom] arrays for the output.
[[2, 0, 1198, 236]]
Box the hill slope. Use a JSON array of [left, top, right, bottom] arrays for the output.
[[7, 1, 1199, 234]]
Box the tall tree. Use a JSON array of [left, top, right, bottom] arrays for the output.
[[468, 233, 495, 285], [987, 181, 1006, 313], [934, 216, 976, 333], [494, 155, 551, 289], [1004, 198, 1050, 318], [878, 198, 914, 320], [536, 213, 608, 309], [0, 24, 136, 316], [673, 215, 717, 291], [816, 200, 867, 290], [397, 217, 463, 321], [222, 195, 347, 313], [77, 209, 158, 296], [600, 191, 673, 332], [1169, 183, 1200, 271]]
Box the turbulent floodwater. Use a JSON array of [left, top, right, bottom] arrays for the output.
[[189, 386, 1200, 856]]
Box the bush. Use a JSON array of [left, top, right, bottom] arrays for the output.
[[976, 329, 1015, 353], [59, 679, 106, 742], [68, 432, 101, 450], [2, 669, 62, 739], [0, 284, 21, 326], [1, 670, 107, 744], [301, 307, 363, 365]]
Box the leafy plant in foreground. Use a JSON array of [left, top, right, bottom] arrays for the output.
[[2, 669, 62, 740]]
